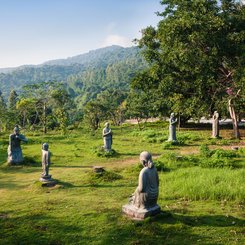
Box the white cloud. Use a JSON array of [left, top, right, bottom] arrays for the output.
[[102, 34, 134, 47]]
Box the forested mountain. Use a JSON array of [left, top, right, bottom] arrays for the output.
[[0, 45, 146, 107]]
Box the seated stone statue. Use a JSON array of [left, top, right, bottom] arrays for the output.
[[7, 125, 28, 164], [102, 122, 112, 151], [122, 151, 160, 219], [41, 143, 51, 179]]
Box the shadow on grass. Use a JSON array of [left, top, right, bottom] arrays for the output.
[[0, 165, 41, 174], [153, 211, 245, 227], [0, 212, 88, 244], [100, 210, 245, 245], [99, 211, 205, 245]]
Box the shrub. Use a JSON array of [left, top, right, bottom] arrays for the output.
[[93, 146, 118, 158], [199, 144, 212, 157], [88, 170, 122, 185], [154, 160, 168, 171]]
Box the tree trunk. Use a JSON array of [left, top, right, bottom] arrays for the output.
[[136, 118, 142, 130], [228, 99, 240, 139], [43, 103, 47, 134]]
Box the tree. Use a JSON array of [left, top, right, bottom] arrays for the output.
[[126, 90, 157, 130], [8, 89, 18, 110], [7, 89, 19, 129], [83, 100, 106, 131], [50, 87, 73, 134], [16, 98, 36, 128], [96, 89, 127, 125], [0, 90, 7, 131], [133, 0, 245, 138]]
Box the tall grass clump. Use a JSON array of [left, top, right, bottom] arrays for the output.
[[156, 153, 200, 169], [160, 167, 245, 201], [199, 145, 240, 168]]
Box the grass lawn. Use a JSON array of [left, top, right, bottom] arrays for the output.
[[0, 122, 244, 244]]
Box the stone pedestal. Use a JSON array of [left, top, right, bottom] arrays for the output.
[[39, 175, 56, 187], [122, 204, 161, 220], [93, 166, 105, 173]]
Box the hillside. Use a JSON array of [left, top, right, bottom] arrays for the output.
[[0, 46, 146, 106]]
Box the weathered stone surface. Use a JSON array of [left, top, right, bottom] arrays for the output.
[[41, 143, 51, 177], [168, 113, 178, 142], [122, 204, 161, 220], [7, 125, 28, 165], [39, 143, 55, 187], [212, 111, 220, 138], [93, 166, 105, 173], [122, 151, 160, 220], [39, 178, 57, 187], [102, 122, 112, 151]]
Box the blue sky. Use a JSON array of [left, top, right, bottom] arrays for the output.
[[0, 0, 161, 68]]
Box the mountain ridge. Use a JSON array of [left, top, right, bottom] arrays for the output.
[[0, 45, 146, 107], [0, 45, 132, 73]]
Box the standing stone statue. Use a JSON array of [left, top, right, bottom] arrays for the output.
[[7, 125, 28, 165], [41, 143, 51, 179], [168, 112, 178, 142], [122, 151, 160, 220], [102, 122, 112, 151], [40, 143, 56, 186], [212, 111, 220, 138]]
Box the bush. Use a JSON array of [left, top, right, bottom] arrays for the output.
[[200, 158, 236, 168], [93, 146, 118, 158], [154, 160, 168, 171], [88, 170, 122, 186], [199, 146, 240, 169], [199, 144, 212, 157]]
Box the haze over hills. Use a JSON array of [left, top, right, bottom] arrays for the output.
[[0, 45, 146, 107]]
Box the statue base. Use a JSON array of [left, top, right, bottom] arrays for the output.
[[122, 204, 161, 220], [39, 175, 56, 187]]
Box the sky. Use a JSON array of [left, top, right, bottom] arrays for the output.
[[0, 0, 161, 68]]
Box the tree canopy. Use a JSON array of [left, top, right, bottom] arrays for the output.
[[132, 0, 245, 137]]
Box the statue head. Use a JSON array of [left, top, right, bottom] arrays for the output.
[[170, 112, 175, 118], [140, 151, 153, 168], [104, 122, 109, 128], [13, 125, 20, 135], [42, 143, 49, 151]]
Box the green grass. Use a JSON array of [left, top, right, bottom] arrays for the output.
[[0, 124, 245, 244]]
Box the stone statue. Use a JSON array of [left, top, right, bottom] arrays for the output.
[[168, 112, 178, 142], [7, 125, 28, 164], [41, 143, 51, 179], [212, 111, 220, 138], [122, 151, 160, 220], [40, 143, 56, 186], [102, 122, 112, 151]]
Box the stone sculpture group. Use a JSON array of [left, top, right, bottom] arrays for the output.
[[6, 113, 219, 219]]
